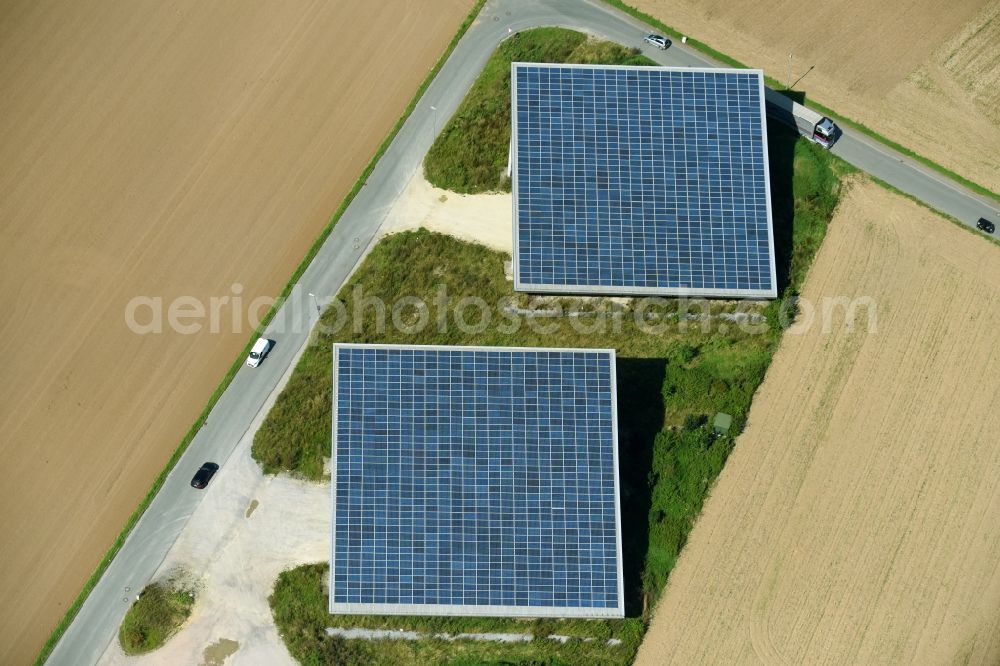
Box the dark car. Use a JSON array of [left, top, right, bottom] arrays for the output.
[[977, 217, 996, 234], [190, 462, 219, 489]]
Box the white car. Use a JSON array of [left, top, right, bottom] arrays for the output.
[[644, 34, 670, 50], [246, 337, 272, 368]]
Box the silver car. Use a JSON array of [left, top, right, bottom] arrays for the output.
[[644, 34, 670, 50]]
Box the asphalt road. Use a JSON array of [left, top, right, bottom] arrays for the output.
[[46, 1, 999, 663]]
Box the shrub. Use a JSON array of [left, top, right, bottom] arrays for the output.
[[683, 414, 708, 431], [118, 581, 194, 655]]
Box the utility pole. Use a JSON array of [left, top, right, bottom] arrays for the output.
[[787, 52, 793, 89]]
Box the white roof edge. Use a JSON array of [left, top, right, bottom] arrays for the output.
[[510, 63, 775, 299], [511, 61, 764, 77], [328, 601, 624, 619], [333, 342, 617, 355], [329, 344, 624, 617], [756, 71, 780, 297], [511, 283, 778, 299], [608, 351, 625, 616], [329, 348, 341, 614]]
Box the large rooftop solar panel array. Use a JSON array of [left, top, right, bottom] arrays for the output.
[[330, 344, 624, 618], [512, 63, 777, 298]]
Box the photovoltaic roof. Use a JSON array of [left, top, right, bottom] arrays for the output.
[[330, 344, 624, 618], [512, 63, 777, 298]]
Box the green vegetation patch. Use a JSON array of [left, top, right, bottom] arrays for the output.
[[423, 28, 656, 194], [271, 563, 644, 666], [251, 225, 776, 485], [118, 580, 195, 655]]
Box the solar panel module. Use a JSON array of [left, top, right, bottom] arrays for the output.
[[330, 344, 624, 618], [512, 63, 777, 299]]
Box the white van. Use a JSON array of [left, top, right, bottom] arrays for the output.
[[246, 338, 272, 368]]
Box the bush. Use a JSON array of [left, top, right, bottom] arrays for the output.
[[672, 344, 699, 364], [118, 581, 194, 655], [683, 414, 708, 431]]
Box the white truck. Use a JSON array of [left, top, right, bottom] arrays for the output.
[[764, 88, 838, 149]]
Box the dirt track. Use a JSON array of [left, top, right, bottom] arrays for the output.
[[0, 0, 468, 662], [631, 0, 1000, 191], [635, 179, 1000, 664], [383, 172, 512, 252]]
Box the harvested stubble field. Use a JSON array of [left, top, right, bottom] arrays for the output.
[[0, 0, 469, 662], [629, 0, 1000, 193], [636, 179, 1000, 665]]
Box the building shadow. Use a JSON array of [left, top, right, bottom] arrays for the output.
[[615, 356, 667, 617], [767, 117, 800, 294]]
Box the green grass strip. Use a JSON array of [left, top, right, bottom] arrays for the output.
[[32, 2, 486, 663], [601, 0, 999, 203]]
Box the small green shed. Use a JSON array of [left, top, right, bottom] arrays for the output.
[[712, 412, 733, 436]]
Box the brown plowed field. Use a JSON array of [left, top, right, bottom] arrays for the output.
[[631, 0, 1000, 192], [635, 179, 1000, 664], [0, 0, 468, 662]]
